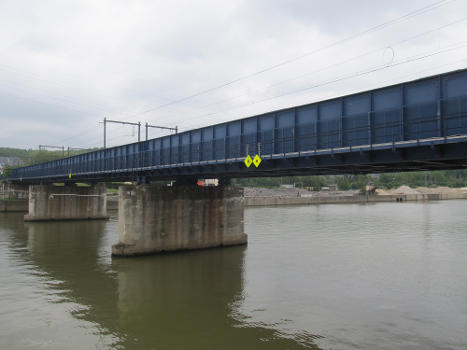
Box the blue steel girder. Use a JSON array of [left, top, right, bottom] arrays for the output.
[[9, 69, 467, 184]]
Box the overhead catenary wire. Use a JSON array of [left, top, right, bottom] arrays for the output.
[[375, 56, 467, 86], [35, 55, 467, 152], [169, 17, 466, 125], [0, 62, 172, 117], [177, 42, 466, 130], [295, 56, 467, 108], [85, 45, 466, 149], [80, 129, 140, 149], [30, 0, 462, 148], [55, 44, 467, 150], [120, 0, 458, 120]]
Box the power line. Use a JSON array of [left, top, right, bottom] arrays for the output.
[[62, 43, 467, 149], [0, 84, 104, 117], [178, 42, 466, 130], [58, 123, 101, 143], [377, 57, 467, 86], [75, 54, 467, 150], [63, 55, 467, 150], [0, 77, 109, 114], [0, 62, 172, 116], [122, 0, 457, 119], [43, 0, 461, 147], [177, 17, 466, 122]]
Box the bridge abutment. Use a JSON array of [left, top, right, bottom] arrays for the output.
[[112, 184, 247, 256], [24, 183, 108, 221]]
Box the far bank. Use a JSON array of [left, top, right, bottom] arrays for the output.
[[242, 186, 467, 206], [2, 185, 466, 213]]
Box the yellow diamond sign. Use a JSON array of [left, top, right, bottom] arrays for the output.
[[253, 154, 262, 167], [244, 155, 253, 168]]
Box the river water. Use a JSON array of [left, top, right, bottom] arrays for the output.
[[0, 200, 465, 349]]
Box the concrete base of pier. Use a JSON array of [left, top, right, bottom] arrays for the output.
[[24, 183, 108, 221], [112, 185, 247, 256]]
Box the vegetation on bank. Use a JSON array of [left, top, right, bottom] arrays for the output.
[[1, 147, 465, 190], [232, 170, 467, 190], [0, 147, 92, 165], [0, 147, 93, 177]]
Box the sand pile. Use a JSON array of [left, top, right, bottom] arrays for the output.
[[244, 186, 466, 198], [244, 187, 309, 198], [243, 187, 357, 198], [415, 186, 467, 194], [375, 186, 467, 196], [389, 185, 421, 195]]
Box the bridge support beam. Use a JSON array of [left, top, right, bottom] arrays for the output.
[[112, 185, 247, 256], [24, 183, 108, 221]]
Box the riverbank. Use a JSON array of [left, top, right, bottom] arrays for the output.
[[243, 186, 467, 206], [2, 185, 465, 212]]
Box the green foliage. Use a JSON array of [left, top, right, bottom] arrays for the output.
[[0, 147, 94, 178], [0, 147, 91, 168], [335, 175, 370, 192], [375, 170, 466, 188], [1, 165, 14, 178], [28, 150, 64, 164], [0, 147, 30, 159], [233, 170, 466, 189]]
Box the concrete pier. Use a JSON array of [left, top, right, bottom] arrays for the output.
[[0, 199, 28, 212], [1, 182, 28, 199], [24, 183, 108, 221], [0, 182, 28, 212], [112, 185, 247, 256]]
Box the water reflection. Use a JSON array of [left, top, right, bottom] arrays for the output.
[[112, 248, 319, 349], [3, 213, 319, 349], [1, 200, 465, 349]]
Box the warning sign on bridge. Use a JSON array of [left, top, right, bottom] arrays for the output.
[[253, 155, 262, 167], [244, 155, 253, 168]]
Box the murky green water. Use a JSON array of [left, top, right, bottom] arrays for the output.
[[0, 200, 465, 349]]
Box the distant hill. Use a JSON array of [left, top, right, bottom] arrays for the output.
[[0, 148, 30, 161], [0, 155, 24, 175], [0, 156, 23, 166], [0, 147, 93, 176]]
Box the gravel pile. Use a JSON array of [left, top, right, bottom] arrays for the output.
[[376, 186, 467, 195], [415, 186, 467, 194], [390, 185, 421, 195], [245, 185, 467, 198], [243, 187, 359, 198], [244, 187, 309, 198]]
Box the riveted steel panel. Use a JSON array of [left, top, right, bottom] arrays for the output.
[[319, 100, 341, 148], [296, 105, 318, 151]]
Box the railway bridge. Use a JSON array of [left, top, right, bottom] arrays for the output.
[[7, 69, 467, 256]]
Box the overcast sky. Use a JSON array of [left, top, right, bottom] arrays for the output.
[[0, 0, 465, 149]]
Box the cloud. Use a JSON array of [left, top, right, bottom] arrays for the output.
[[0, 0, 465, 148]]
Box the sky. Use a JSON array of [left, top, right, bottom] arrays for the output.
[[0, 0, 465, 149]]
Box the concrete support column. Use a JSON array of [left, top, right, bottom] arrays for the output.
[[112, 185, 247, 256], [1, 182, 29, 212], [24, 183, 108, 221], [1, 182, 29, 199]]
